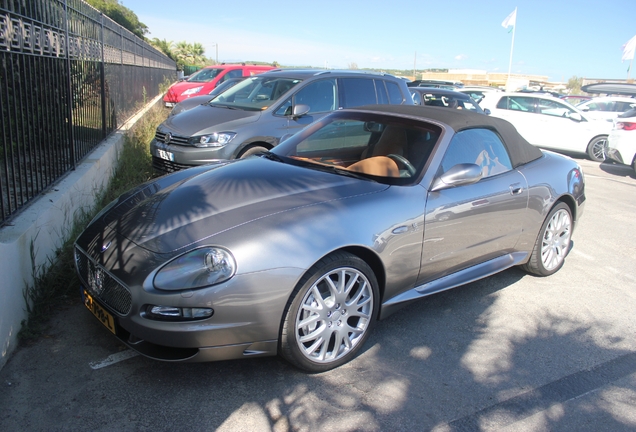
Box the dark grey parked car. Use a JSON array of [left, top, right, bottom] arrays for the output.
[[76, 105, 585, 372], [409, 87, 489, 114], [151, 69, 413, 174]]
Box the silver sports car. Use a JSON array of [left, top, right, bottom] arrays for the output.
[[75, 105, 585, 372]]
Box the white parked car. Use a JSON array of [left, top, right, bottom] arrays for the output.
[[576, 96, 636, 122], [606, 108, 636, 173], [479, 92, 612, 161]]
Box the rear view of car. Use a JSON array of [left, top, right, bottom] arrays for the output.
[[409, 87, 488, 114], [606, 109, 636, 173], [576, 97, 636, 122]]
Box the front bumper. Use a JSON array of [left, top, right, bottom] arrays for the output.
[[151, 138, 234, 174], [79, 266, 304, 363]]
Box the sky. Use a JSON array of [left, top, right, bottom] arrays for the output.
[[121, 0, 636, 83]]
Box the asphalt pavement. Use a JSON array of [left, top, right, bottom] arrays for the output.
[[1, 157, 635, 432]]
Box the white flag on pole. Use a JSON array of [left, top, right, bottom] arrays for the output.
[[502, 8, 517, 29], [622, 35, 636, 61]]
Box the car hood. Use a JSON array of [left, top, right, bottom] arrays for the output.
[[104, 157, 388, 253], [170, 96, 213, 116], [169, 81, 206, 93], [161, 104, 261, 136]]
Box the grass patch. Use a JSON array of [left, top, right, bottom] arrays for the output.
[[18, 103, 169, 343]]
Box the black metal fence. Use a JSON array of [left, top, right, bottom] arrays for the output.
[[0, 0, 176, 226]]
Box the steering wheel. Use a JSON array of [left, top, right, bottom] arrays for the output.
[[387, 154, 416, 176]]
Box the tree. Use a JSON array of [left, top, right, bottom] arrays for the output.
[[86, 0, 148, 38], [150, 39, 176, 61], [348, 62, 359, 70], [567, 76, 583, 94], [163, 41, 209, 70]]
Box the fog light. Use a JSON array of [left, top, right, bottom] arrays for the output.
[[145, 305, 214, 321]]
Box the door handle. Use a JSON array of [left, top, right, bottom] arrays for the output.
[[509, 183, 523, 195]]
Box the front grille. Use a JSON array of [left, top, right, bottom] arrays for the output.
[[155, 131, 190, 146], [152, 156, 195, 174], [75, 247, 132, 315]]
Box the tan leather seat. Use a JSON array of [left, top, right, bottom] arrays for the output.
[[362, 126, 407, 159], [347, 156, 400, 177]]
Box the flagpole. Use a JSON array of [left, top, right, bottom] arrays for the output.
[[506, 8, 517, 91]]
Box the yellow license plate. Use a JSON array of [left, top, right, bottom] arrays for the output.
[[83, 290, 116, 335]]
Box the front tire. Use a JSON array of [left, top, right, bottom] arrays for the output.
[[586, 135, 607, 162], [280, 252, 379, 372], [522, 202, 572, 276]]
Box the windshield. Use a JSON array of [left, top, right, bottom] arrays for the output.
[[187, 68, 223, 83], [209, 76, 302, 111], [272, 111, 442, 184]]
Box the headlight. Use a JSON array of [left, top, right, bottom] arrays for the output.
[[181, 86, 203, 96], [144, 305, 214, 321], [193, 132, 236, 148], [154, 247, 236, 290]]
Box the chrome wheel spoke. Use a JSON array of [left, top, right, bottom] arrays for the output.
[[540, 209, 571, 270], [295, 266, 374, 364]]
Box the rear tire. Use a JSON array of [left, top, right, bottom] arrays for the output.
[[239, 145, 268, 159], [586, 136, 607, 162], [279, 252, 379, 372], [522, 202, 572, 276]]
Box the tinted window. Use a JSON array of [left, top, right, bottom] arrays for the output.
[[496, 96, 536, 112], [187, 68, 222, 83], [537, 99, 574, 117], [375, 80, 389, 104], [297, 119, 372, 153], [212, 77, 300, 111], [223, 69, 243, 80], [410, 90, 422, 105], [615, 101, 636, 112], [441, 129, 512, 178], [386, 81, 404, 104], [341, 78, 377, 108], [293, 79, 337, 113]]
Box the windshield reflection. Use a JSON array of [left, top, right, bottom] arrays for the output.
[[209, 76, 302, 111]]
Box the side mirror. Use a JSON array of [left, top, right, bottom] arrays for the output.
[[484, 108, 491, 115], [431, 163, 483, 192], [567, 112, 583, 122], [291, 104, 310, 119]]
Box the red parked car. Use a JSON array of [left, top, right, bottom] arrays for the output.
[[163, 64, 276, 106]]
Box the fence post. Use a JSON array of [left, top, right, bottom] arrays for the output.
[[100, 13, 107, 138], [63, 0, 76, 170]]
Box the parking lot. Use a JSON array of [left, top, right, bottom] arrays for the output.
[[1, 156, 635, 432]]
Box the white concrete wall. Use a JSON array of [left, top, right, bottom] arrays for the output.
[[0, 96, 162, 371]]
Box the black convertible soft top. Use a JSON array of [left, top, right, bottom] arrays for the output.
[[355, 105, 544, 168]]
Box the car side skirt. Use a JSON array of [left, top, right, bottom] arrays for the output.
[[379, 251, 529, 319]]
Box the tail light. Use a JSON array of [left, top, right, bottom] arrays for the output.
[[616, 121, 636, 131]]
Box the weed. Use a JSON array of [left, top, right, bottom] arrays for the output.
[[18, 103, 168, 342]]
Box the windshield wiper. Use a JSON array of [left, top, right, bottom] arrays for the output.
[[260, 151, 285, 163], [208, 103, 240, 110]]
